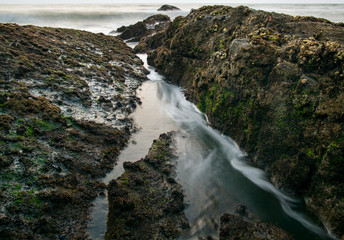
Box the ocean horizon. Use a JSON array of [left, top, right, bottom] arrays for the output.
[[0, 3, 343, 34]]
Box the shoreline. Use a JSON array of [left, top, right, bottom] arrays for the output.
[[1, 4, 343, 239], [0, 23, 147, 239]]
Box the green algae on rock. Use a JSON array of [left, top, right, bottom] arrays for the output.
[[0, 23, 148, 239], [106, 132, 189, 240], [146, 5, 344, 238], [0, 23, 148, 129]]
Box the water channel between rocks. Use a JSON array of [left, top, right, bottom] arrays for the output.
[[87, 54, 335, 240]]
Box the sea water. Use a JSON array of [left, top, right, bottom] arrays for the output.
[[1, 3, 342, 240], [0, 4, 343, 35]]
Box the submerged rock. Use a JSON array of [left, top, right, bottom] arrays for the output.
[[0, 23, 147, 239], [220, 205, 294, 240], [158, 5, 181, 11], [106, 132, 189, 240], [146, 5, 344, 238]]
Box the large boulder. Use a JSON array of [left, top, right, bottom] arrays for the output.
[[146, 5, 344, 238]]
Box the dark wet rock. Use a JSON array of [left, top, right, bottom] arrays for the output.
[[115, 14, 170, 42], [0, 23, 148, 128], [116, 25, 126, 33], [106, 132, 189, 240], [117, 21, 148, 41], [0, 155, 13, 167], [0, 114, 15, 133], [134, 31, 167, 53], [220, 205, 294, 240], [0, 92, 129, 238], [146, 5, 344, 237], [0, 23, 147, 239], [145, 14, 171, 24], [158, 5, 181, 11], [123, 161, 141, 171]]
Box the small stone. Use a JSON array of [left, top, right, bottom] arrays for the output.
[[301, 78, 308, 84]]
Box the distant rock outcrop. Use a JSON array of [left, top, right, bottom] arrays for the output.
[[114, 14, 170, 42], [157, 4, 180, 11], [145, 5, 344, 238]]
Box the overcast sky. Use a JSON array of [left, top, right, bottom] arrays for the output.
[[1, 0, 344, 4]]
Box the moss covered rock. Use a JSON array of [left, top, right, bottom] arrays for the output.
[[106, 132, 189, 240], [0, 23, 147, 239], [146, 5, 344, 237]]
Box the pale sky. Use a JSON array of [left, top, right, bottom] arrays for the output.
[[1, 0, 344, 4]]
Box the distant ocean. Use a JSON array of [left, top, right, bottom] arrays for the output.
[[0, 4, 343, 34]]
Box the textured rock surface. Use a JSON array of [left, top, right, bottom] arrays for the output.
[[146, 5, 344, 237], [115, 14, 171, 42], [106, 132, 189, 240], [134, 29, 168, 54], [157, 5, 181, 11], [220, 205, 294, 240], [0, 23, 148, 128], [0, 23, 147, 239]]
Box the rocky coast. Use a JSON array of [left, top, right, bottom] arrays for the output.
[[0, 23, 147, 239], [1, 4, 343, 240], [144, 5, 344, 238]]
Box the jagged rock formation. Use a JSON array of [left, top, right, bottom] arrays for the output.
[[157, 5, 180, 11], [0, 23, 147, 239], [106, 132, 189, 240], [115, 14, 171, 42], [146, 5, 344, 238]]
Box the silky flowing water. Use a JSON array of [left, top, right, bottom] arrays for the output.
[[1, 3, 343, 240], [88, 54, 336, 240]]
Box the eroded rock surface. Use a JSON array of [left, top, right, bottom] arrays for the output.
[[157, 5, 181, 11], [115, 14, 171, 43], [220, 205, 294, 240], [106, 132, 189, 240], [0, 23, 147, 239], [146, 5, 344, 237]]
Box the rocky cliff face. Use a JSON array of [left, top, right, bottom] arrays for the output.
[[146, 6, 344, 237], [0, 23, 147, 239]]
